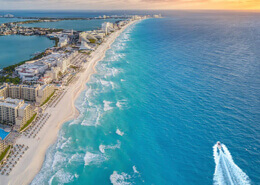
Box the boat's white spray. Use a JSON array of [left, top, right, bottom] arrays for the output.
[[213, 142, 250, 185]]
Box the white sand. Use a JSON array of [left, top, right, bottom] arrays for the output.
[[0, 20, 138, 185]]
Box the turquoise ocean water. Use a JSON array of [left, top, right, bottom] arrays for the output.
[[31, 12, 260, 185]]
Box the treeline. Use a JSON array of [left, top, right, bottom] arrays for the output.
[[49, 37, 59, 47], [0, 76, 20, 84]]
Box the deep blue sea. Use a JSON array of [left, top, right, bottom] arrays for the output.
[[27, 12, 260, 185]]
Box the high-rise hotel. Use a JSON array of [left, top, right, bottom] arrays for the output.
[[0, 83, 55, 106], [0, 97, 34, 131]]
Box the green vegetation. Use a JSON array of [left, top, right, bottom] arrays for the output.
[[20, 113, 37, 132], [41, 91, 55, 106], [78, 50, 89, 54], [0, 76, 20, 84], [0, 145, 11, 163], [58, 71, 63, 78], [89, 39, 96, 43], [50, 37, 59, 47], [49, 29, 63, 33], [70, 65, 79, 70], [15, 19, 52, 25]]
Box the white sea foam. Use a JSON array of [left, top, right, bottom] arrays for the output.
[[85, 87, 93, 97], [133, 166, 139, 174], [116, 99, 127, 109], [213, 142, 250, 185], [100, 79, 116, 90], [121, 79, 126, 82], [111, 81, 115, 89], [48, 174, 55, 185], [99, 140, 121, 153], [103, 100, 114, 111], [68, 153, 83, 164], [60, 137, 72, 149], [84, 152, 107, 166], [81, 107, 101, 126], [110, 171, 132, 185], [105, 67, 121, 78], [69, 118, 81, 126], [116, 129, 124, 136], [109, 53, 125, 62], [52, 170, 74, 184], [100, 79, 110, 86], [112, 68, 120, 77], [52, 151, 67, 169], [99, 145, 106, 153]]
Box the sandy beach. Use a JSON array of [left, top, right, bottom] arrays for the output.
[[0, 20, 138, 185]]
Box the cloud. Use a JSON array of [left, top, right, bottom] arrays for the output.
[[0, 0, 259, 9], [140, 0, 208, 3]]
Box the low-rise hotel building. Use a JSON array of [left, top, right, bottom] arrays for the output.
[[15, 51, 77, 83]]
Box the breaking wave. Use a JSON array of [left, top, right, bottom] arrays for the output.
[[213, 142, 250, 185], [110, 171, 132, 185], [103, 100, 114, 111], [116, 99, 128, 109], [116, 129, 124, 136], [99, 140, 121, 154], [84, 151, 107, 166], [48, 170, 74, 185]]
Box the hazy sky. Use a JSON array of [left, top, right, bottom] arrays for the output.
[[0, 0, 259, 10]]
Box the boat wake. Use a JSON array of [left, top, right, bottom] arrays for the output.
[[213, 142, 250, 185]]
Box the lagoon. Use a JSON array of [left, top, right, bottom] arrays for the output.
[[0, 35, 54, 68], [22, 19, 121, 31], [0, 18, 31, 25]]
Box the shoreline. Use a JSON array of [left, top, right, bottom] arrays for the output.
[[0, 19, 139, 185]]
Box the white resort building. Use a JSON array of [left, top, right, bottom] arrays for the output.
[[15, 51, 77, 83]]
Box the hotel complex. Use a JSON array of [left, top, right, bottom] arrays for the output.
[[15, 51, 77, 83]]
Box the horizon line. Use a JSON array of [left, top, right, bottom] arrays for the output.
[[0, 9, 259, 12]]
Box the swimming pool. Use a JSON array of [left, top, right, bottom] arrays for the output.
[[0, 129, 9, 140]]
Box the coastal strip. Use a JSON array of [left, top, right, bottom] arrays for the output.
[[0, 19, 140, 185]]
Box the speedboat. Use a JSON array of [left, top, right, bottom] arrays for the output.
[[217, 141, 222, 150]]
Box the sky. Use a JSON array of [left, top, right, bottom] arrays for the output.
[[0, 0, 259, 10]]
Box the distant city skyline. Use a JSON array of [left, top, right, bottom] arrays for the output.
[[0, 0, 259, 11]]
